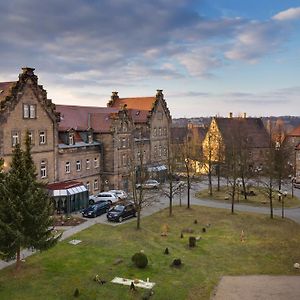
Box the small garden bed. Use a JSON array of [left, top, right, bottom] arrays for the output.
[[52, 215, 86, 227]]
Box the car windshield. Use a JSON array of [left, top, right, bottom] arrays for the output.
[[113, 205, 124, 212]]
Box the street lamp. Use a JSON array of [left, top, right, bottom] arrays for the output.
[[278, 190, 288, 219]]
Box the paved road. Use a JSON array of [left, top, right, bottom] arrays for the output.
[[1, 181, 300, 270]]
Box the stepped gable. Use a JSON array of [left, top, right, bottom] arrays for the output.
[[107, 90, 171, 124], [0, 67, 59, 124]]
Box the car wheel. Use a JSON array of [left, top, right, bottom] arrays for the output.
[[92, 213, 96, 218], [118, 216, 123, 223], [89, 199, 95, 205], [108, 200, 112, 205]]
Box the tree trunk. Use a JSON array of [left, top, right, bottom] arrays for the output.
[[208, 161, 213, 196], [242, 175, 247, 200], [217, 164, 220, 191], [231, 184, 235, 214], [169, 182, 173, 216], [136, 208, 141, 230], [269, 182, 273, 219], [187, 176, 190, 209], [16, 247, 21, 271]]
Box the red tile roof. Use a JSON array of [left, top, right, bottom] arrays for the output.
[[0, 81, 16, 102], [287, 125, 300, 137], [110, 97, 156, 111], [47, 180, 83, 190], [128, 109, 149, 123], [56, 105, 119, 132]]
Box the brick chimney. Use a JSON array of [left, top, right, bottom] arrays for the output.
[[243, 112, 247, 118], [111, 91, 119, 101], [156, 89, 163, 97], [19, 67, 37, 84], [229, 112, 233, 118]]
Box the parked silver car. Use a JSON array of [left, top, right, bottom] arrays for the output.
[[89, 192, 119, 204], [108, 190, 128, 200], [136, 179, 160, 189]]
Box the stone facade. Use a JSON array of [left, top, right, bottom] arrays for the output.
[[108, 89, 172, 181], [203, 116, 270, 172], [0, 68, 59, 183]]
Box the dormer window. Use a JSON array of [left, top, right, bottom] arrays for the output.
[[69, 133, 74, 145], [88, 134, 93, 144]]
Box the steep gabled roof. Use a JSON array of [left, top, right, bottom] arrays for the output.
[[214, 117, 270, 148], [108, 90, 171, 124], [286, 125, 300, 137], [0, 68, 59, 124], [56, 104, 119, 132], [110, 97, 156, 111]]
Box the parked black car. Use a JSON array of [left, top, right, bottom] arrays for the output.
[[82, 201, 111, 218], [107, 202, 136, 222]]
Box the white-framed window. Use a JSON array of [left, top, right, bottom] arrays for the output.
[[159, 127, 162, 136], [164, 147, 167, 156], [86, 159, 91, 169], [12, 131, 20, 147], [121, 137, 126, 148], [154, 145, 157, 157], [163, 127, 167, 136], [65, 162, 70, 173], [23, 104, 36, 119], [94, 157, 99, 168], [40, 160, 47, 179], [76, 160, 81, 171], [122, 154, 127, 166], [86, 181, 90, 192], [69, 133, 74, 145], [153, 128, 157, 136], [94, 179, 99, 190], [29, 105, 36, 119], [23, 104, 29, 118], [39, 131, 46, 145], [28, 131, 34, 144]]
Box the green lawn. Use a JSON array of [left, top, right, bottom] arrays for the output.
[[196, 186, 300, 208], [0, 206, 300, 300]]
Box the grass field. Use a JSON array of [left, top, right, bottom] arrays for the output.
[[196, 186, 300, 208], [0, 206, 299, 300]]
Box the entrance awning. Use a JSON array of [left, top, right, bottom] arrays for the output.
[[148, 165, 167, 172], [47, 181, 87, 197]]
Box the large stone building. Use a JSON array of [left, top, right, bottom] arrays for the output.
[[56, 105, 133, 192], [0, 68, 173, 206], [0, 68, 59, 182], [107, 90, 172, 181]]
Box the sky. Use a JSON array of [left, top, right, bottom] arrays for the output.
[[0, 0, 300, 118]]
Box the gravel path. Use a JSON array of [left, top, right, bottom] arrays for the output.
[[212, 275, 300, 300]]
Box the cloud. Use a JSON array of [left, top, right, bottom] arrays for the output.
[[225, 20, 287, 62], [272, 7, 300, 21]]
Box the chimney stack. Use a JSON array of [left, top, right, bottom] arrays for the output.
[[229, 112, 233, 118], [111, 91, 119, 101], [243, 112, 247, 118], [156, 89, 163, 97]]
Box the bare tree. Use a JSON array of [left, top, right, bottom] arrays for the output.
[[162, 141, 187, 216], [130, 141, 156, 229]]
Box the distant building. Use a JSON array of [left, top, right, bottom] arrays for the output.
[[284, 125, 300, 181], [203, 113, 270, 172]]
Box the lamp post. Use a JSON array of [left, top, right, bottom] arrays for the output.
[[278, 190, 288, 219]]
